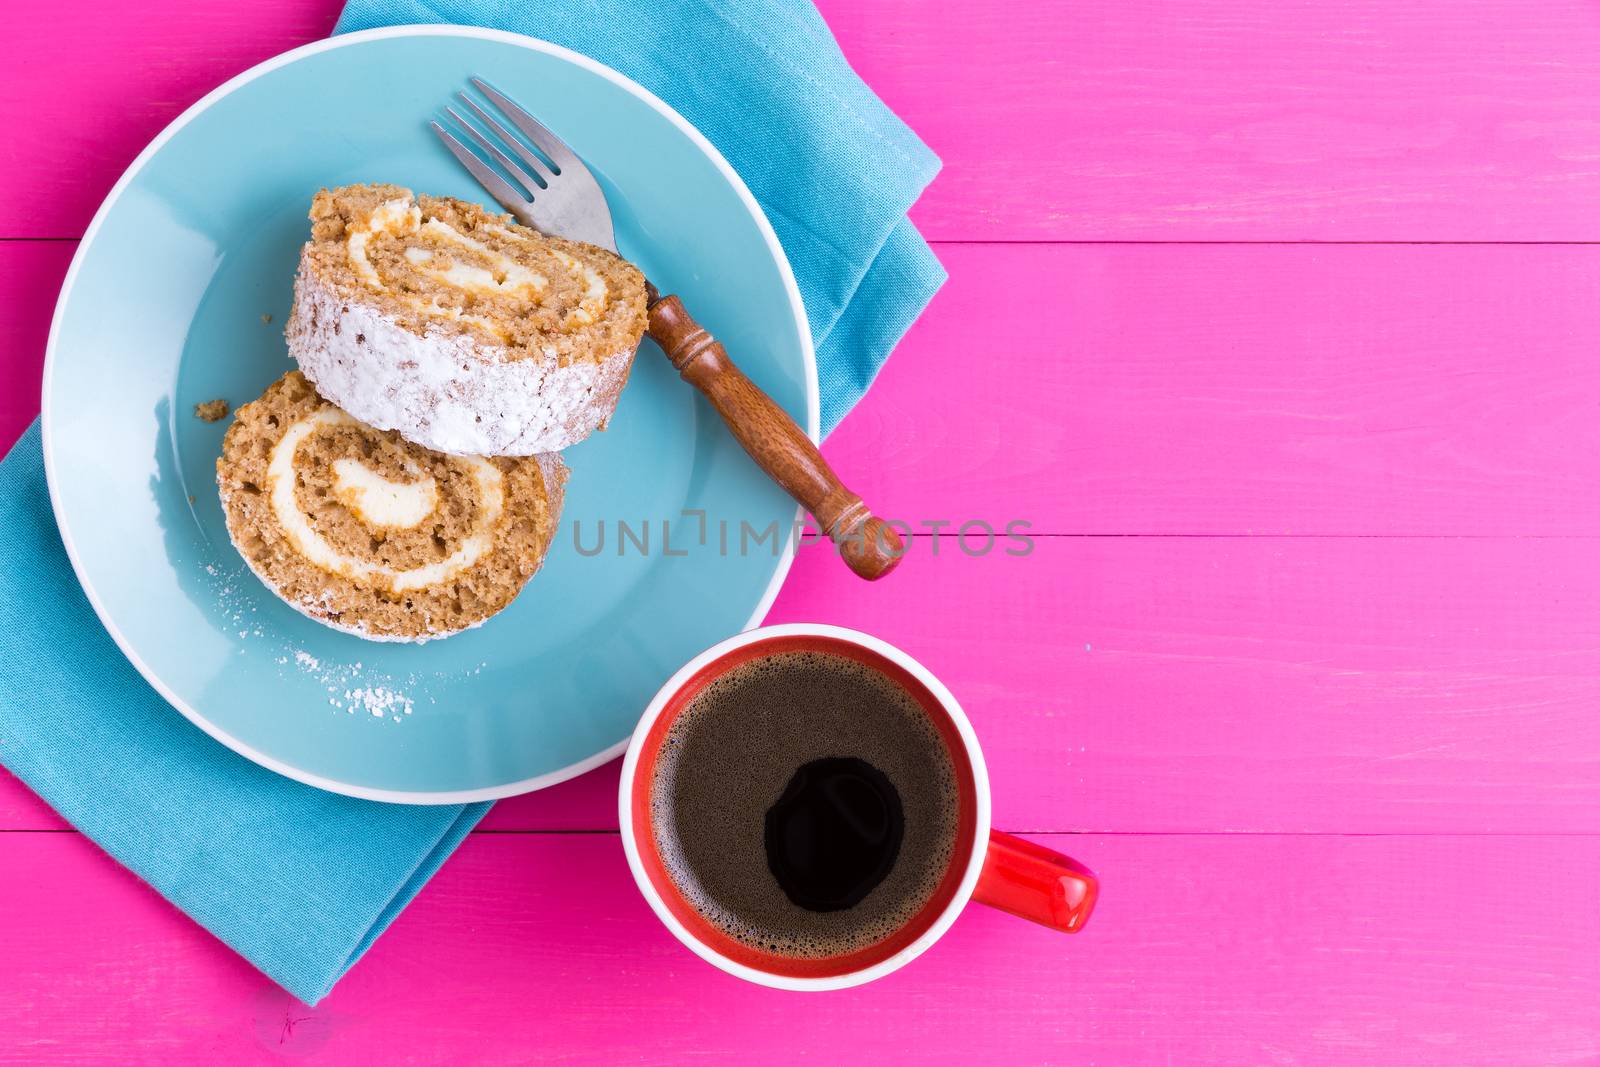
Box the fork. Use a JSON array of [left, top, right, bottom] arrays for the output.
[[431, 79, 903, 580]]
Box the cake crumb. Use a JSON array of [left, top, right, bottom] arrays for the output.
[[261, 313, 273, 324], [194, 399, 230, 422]]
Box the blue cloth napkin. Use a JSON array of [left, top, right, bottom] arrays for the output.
[[335, 0, 947, 434], [0, 424, 486, 1004], [0, 1, 941, 1007]]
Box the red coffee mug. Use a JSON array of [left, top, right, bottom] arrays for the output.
[[619, 623, 1098, 990]]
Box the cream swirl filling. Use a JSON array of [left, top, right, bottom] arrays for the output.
[[346, 198, 421, 287], [331, 457, 437, 528], [266, 409, 504, 593], [413, 218, 547, 295], [343, 197, 609, 335]]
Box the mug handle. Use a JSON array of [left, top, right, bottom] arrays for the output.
[[971, 830, 1098, 933]]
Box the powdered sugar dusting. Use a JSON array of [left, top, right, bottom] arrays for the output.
[[345, 686, 413, 718], [288, 263, 636, 456], [199, 559, 486, 727], [293, 655, 443, 722]]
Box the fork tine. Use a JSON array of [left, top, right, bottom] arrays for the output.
[[444, 107, 545, 198], [457, 94, 551, 188], [471, 77, 581, 174], [429, 121, 530, 219], [441, 78, 617, 250]]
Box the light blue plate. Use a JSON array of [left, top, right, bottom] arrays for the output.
[[42, 27, 815, 803]]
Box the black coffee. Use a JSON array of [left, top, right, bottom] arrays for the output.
[[765, 756, 905, 912], [649, 650, 959, 959]]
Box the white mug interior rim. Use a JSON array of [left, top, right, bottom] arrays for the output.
[[617, 622, 994, 991]]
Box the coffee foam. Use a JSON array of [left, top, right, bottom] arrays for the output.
[[648, 651, 960, 960]]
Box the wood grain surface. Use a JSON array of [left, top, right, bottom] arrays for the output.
[[2, 0, 1597, 1062], [15, 0, 1600, 239], [0, 832, 1594, 1066]]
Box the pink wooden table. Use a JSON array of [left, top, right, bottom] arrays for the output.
[[4, 1, 1600, 1062]]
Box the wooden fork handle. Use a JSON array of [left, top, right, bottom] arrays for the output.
[[645, 286, 903, 580]]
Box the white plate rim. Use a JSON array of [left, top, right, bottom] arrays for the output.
[[40, 24, 819, 805]]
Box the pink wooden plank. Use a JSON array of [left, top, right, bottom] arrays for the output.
[[831, 0, 1600, 240], [3, 532, 1596, 834], [0, 831, 1594, 1064], [15, 2, 1600, 240], [0, 2, 339, 239], [0, 242, 70, 448], [8, 242, 1599, 536], [823, 242, 1600, 536]]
